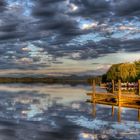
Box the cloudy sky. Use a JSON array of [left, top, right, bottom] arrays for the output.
[[0, 0, 140, 76]]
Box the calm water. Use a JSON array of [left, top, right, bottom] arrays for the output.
[[0, 84, 140, 140]]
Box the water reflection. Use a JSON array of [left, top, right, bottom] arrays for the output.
[[0, 84, 88, 120], [0, 84, 139, 139]]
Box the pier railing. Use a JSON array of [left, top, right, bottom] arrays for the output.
[[87, 79, 140, 122]]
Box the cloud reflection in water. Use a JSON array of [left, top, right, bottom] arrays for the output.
[[0, 84, 139, 139]]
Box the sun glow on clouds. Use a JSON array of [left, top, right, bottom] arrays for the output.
[[79, 18, 98, 30], [70, 3, 78, 12], [22, 47, 30, 51], [79, 132, 96, 139], [119, 26, 137, 31], [81, 22, 98, 30], [19, 57, 33, 64]]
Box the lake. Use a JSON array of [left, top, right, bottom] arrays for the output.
[[0, 83, 140, 140]]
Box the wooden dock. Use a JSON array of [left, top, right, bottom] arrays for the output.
[[87, 80, 140, 122]]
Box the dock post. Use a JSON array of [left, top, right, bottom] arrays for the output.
[[92, 80, 96, 117], [118, 80, 122, 122], [118, 105, 121, 122], [138, 80, 140, 96], [92, 80, 96, 97], [138, 109, 140, 122], [112, 106, 114, 117], [118, 80, 121, 101], [92, 103, 96, 117], [112, 80, 115, 94], [92, 80, 96, 100]]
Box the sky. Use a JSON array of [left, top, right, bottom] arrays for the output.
[[0, 0, 140, 76]]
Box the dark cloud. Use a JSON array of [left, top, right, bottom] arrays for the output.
[[114, 0, 140, 16], [33, 37, 140, 61], [0, 32, 25, 41], [70, 0, 110, 17], [0, 10, 27, 42], [120, 39, 140, 52], [0, 23, 18, 32], [0, 0, 139, 72], [32, 0, 84, 43], [0, 0, 140, 43], [38, 17, 82, 36], [98, 38, 140, 53], [0, 0, 6, 12], [70, 0, 140, 19], [32, 0, 66, 17]]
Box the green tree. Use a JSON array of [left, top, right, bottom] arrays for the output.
[[135, 60, 140, 74], [107, 63, 121, 81], [135, 60, 140, 80], [120, 63, 136, 81], [106, 63, 136, 82]]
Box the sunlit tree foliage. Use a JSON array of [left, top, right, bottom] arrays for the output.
[[135, 60, 140, 80], [106, 63, 137, 82]]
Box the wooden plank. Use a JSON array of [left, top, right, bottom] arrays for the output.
[[95, 101, 117, 106], [87, 93, 140, 100]]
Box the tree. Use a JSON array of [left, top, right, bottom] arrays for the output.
[[135, 60, 140, 74], [102, 74, 107, 83], [106, 63, 136, 82], [135, 60, 140, 80], [120, 63, 136, 81], [107, 63, 121, 81]]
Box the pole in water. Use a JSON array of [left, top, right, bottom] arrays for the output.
[[92, 79, 96, 117], [112, 80, 115, 94], [92, 102, 96, 117], [92, 80, 96, 95], [112, 106, 114, 117], [138, 109, 140, 122], [92, 79, 96, 100], [118, 80, 121, 101], [117, 80, 121, 122], [118, 105, 121, 122]]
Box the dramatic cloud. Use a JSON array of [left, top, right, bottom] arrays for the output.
[[114, 0, 140, 16], [0, 0, 6, 12], [0, 0, 140, 75], [70, 0, 110, 18]]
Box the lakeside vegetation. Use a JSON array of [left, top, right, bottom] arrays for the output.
[[102, 60, 140, 83], [0, 76, 88, 85]]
